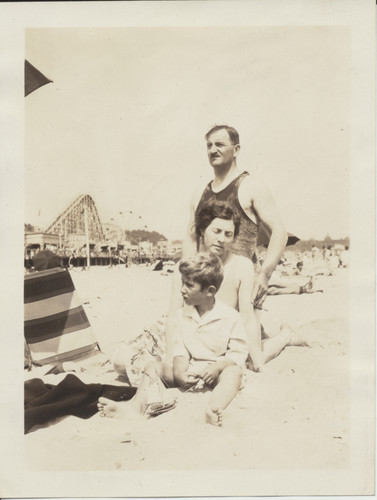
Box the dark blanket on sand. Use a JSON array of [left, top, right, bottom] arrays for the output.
[[25, 373, 137, 433]]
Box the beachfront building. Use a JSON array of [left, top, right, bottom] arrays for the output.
[[156, 240, 168, 257], [169, 240, 183, 257], [24, 232, 61, 268], [138, 241, 153, 263], [24, 231, 59, 250]]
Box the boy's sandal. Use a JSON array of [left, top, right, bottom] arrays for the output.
[[144, 398, 177, 417]]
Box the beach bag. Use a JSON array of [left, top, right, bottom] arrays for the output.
[[24, 267, 100, 366]]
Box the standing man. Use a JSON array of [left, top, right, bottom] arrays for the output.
[[183, 125, 287, 309]]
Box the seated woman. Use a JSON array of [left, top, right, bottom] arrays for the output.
[[165, 200, 307, 371]]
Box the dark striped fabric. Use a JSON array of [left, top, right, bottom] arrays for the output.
[[24, 268, 98, 365], [25, 306, 90, 344], [24, 268, 74, 304]]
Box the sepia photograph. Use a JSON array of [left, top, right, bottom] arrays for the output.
[[0, 1, 375, 498]]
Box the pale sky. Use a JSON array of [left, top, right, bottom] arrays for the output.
[[25, 27, 350, 240]]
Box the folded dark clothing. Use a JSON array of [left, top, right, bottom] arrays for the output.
[[24, 373, 137, 433]]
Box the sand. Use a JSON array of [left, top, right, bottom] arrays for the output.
[[24, 264, 349, 472]]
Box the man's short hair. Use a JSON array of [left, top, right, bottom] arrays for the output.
[[195, 200, 241, 247], [205, 125, 240, 146], [179, 252, 224, 291]]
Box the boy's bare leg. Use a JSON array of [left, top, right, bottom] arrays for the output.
[[206, 365, 243, 427], [98, 360, 174, 419]]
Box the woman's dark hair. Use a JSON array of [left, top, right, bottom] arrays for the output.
[[195, 200, 241, 250]]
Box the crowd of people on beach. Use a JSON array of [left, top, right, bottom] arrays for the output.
[[24, 244, 175, 272]]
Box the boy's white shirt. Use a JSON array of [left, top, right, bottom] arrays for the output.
[[173, 299, 248, 370]]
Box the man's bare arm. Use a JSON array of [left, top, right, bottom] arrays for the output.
[[236, 258, 263, 371], [246, 177, 287, 307]]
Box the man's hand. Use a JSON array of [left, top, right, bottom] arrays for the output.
[[199, 364, 222, 388], [251, 271, 269, 309]]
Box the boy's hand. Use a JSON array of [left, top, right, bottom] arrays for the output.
[[175, 372, 200, 388], [199, 364, 221, 388]]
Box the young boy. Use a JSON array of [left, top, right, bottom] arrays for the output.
[[98, 252, 249, 426]]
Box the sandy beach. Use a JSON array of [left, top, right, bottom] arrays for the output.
[[24, 264, 349, 473]]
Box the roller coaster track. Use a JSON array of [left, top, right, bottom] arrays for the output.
[[45, 194, 105, 242]]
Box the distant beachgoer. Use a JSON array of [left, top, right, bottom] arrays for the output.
[[267, 277, 322, 296], [311, 244, 319, 261], [340, 246, 349, 268], [266, 261, 323, 296], [328, 252, 340, 274], [295, 261, 304, 274], [98, 252, 248, 426], [152, 259, 164, 271], [324, 246, 332, 261], [33, 249, 62, 271]]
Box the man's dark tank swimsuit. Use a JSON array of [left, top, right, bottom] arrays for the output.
[[195, 171, 259, 261]]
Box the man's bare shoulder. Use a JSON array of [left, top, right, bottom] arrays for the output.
[[240, 171, 268, 194], [238, 172, 274, 211]]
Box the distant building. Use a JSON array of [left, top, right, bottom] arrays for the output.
[[157, 240, 168, 256], [24, 231, 60, 250], [169, 240, 183, 255], [139, 240, 153, 255]]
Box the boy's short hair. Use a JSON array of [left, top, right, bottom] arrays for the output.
[[179, 252, 224, 292]]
